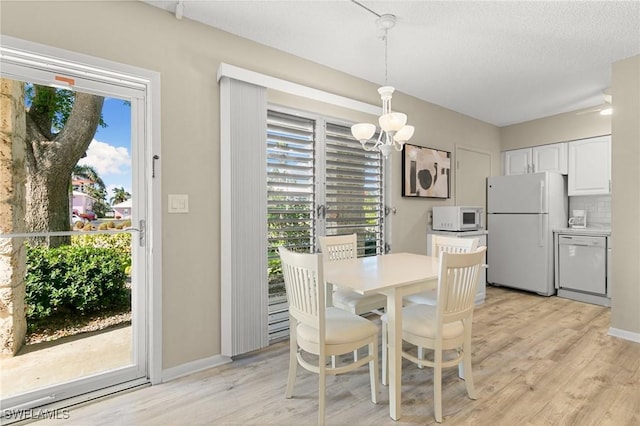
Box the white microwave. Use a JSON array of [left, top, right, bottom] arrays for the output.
[[432, 206, 483, 231]]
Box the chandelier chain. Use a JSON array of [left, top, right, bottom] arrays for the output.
[[384, 29, 389, 86]]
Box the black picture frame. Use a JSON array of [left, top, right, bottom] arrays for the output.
[[401, 144, 451, 198]]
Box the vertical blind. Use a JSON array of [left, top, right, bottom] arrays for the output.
[[266, 109, 385, 341], [220, 78, 269, 357]]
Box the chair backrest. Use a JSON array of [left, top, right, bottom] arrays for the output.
[[278, 247, 325, 330], [319, 233, 358, 261], [431, 235, 479, 257], [436, 247, 487, 325]]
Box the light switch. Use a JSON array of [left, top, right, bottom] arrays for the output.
[[168, 194, 189, 213]]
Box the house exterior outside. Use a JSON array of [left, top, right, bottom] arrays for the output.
[[112, 199, 132, 219], [71, 190, 95, 216]]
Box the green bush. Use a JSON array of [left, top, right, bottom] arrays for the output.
[[72, 233, 132, 271], [25, 244, 129, 321]]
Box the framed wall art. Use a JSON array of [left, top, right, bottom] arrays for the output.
[[402, 144, 451, 198]]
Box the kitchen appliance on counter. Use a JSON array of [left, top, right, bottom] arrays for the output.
[[568, 209, 587, 228], [487, 172, 567, 296], [432, 206, 483, 231]]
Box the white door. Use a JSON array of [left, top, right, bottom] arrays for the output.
[[455, 146, 491, 225], [487, 213, 550, 295], [0, 40, 158, 414]]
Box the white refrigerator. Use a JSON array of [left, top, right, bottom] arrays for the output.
[[487, 172, 567, 295]]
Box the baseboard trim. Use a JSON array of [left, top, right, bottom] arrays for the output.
[[608, 327, 640, 343], [162, 355, 232, 383]]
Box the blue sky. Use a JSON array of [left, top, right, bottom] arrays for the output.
[[78, 97, 132, 201]]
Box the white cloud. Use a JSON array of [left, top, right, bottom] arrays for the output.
[[78, 139, 130, 176]]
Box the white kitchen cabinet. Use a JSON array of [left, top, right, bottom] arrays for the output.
[[533, 143, 568, 174], [502, 148, 531, 175], [503, 143, 567, 175], [568, 135, 611, 196]]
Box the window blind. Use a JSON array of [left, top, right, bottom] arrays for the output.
[[266, 110, 316, 341], [324, 122, 385, 256]]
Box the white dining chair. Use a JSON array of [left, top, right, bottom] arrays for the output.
[[319, 233, 387, 316], [381, 247, 487, 423], [278, 247, 379, 426], [404, 235, 479, 306]]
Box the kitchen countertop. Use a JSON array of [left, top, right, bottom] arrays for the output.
[[428, 227, 488, 236], [553, 227, 611, 236]]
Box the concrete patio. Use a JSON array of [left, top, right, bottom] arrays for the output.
[[0, 325, 131, 398]]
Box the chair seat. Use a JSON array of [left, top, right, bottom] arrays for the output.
[[404, 290, 437, 305], [297, 307, 379, 345], [381, 304, 464, 340], [333, 289, 387, 314]]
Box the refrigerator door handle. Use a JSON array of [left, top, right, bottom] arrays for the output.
[[539, 214, 544, 247], [539, 180, 544, 213]]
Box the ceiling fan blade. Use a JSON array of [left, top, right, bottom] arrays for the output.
[[576, 108, 602, 116]]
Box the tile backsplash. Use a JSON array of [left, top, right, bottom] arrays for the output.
[[569, 195, 611, 227]]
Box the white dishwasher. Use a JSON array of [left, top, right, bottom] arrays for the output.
[[558, 234, 607, 296]]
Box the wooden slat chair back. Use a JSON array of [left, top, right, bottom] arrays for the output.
[[278, 247, 379, 426], [319, 234, 387, 316], [381, 247, 487, 423]]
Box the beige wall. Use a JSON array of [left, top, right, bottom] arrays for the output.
[[611, 55, 640, 335], [501, 108, 611, 150], [0, 1, 501, 369]]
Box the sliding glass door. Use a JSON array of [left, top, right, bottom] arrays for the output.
[[266, 108, 386, 341]]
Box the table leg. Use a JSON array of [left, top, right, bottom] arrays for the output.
[[387, 290, 403, 420]]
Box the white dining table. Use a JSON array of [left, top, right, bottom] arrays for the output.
[[323, 252, 440, 421]]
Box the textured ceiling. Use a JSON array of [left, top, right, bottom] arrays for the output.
[[143, 0, 640, 127]]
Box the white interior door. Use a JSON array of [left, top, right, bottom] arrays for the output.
[[455, 146, 491, 224]]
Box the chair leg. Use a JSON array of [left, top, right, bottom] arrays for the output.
[[285, 322, 298, 398], [462, 333, 477, 399], [368, 340, 379, 404], [381, 321, 388, 386], [354, 349, 358, 362], [434, 349, 443, 423], [417, 346, 424, 369], [318, 362, 326, 426]]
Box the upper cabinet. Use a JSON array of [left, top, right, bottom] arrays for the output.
[[503, 142, 567, 175], [503, 148, 531, 175], [568, 135, 611, 196]]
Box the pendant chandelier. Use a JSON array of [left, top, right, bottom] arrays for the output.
[[351, 14, 414, 157]]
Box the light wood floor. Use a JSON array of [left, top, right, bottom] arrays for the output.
[[35, 287, 639, 425]]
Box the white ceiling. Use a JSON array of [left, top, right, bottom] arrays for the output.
[[144, 0, 640, 127]]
